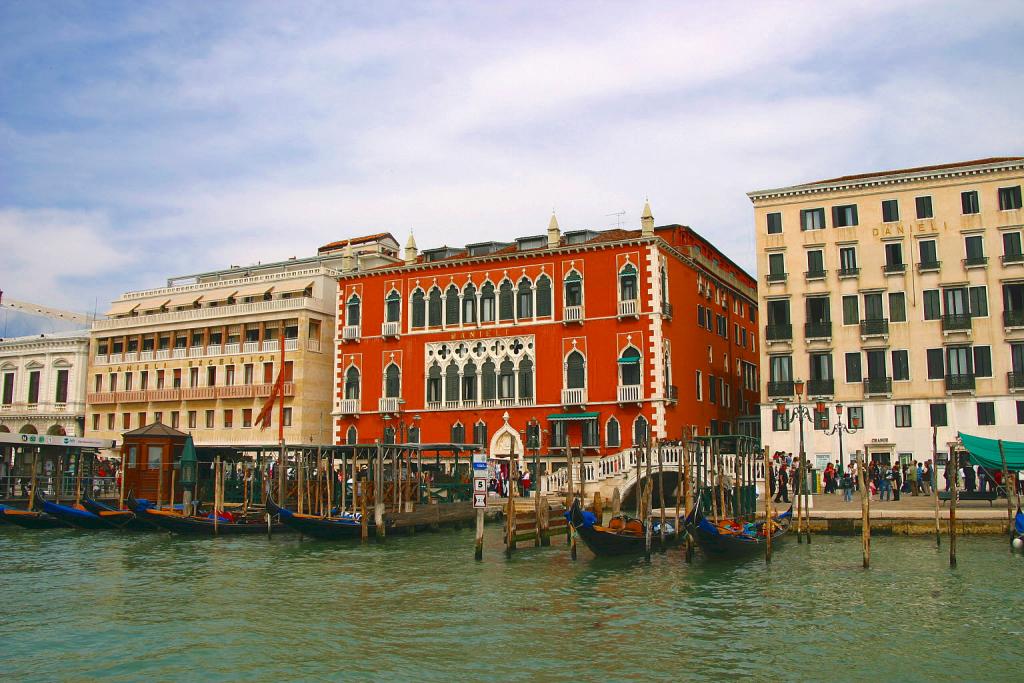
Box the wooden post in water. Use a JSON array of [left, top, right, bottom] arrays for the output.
[[565, 437, 575, 510], [857, 450, 870, 568], [506, 457, 517, 558], [169, 467, 176, 513], [213, 457, 220, 535], [611, 487, 621, 517], [374, 441, 385, 539], [684, 436, 694, 563], [933, 427, 941, 548], [118, 449, 126, 511], [675, 443, 683, 532], [998, 440, 1015, 541], [658, 442, 666, 545], [803, 451, 812, 544], [634, 444, 642, 519], [156, 458, 164, 511], [949, 444, 958, 567], [763, 446, 773, 564], [592, 491, 603, 525], [277, 442, 286, 509], [75, 449, 83, 505], [474, 503, 485, 561], [539, 495, 550, 547]]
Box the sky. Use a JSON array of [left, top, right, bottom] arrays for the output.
[[1, 0, 1023, 336]]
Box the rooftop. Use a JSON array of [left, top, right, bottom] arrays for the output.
[[0, 329, 91, 345]]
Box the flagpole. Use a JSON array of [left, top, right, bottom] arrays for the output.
[[277, 327, 286, 507]]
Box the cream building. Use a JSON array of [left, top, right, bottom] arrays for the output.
[[0, 330, 91, 437], [749, 157, 1024, 468], [86, 234, 401, 447]]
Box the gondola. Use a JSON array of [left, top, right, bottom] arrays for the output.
[[126, 495, 287, 535], [80, 497, 156, 531], [1013, 507, 1024, 550], [687, 501, 792, 558], [566, 497, 679, 557], [266, 496, 369, 540], [0, 502, 70, 529], [34, 491, 116, 530]]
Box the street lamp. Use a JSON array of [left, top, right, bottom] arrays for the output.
[[775, 379, 814, 495], [526, 417, 541, 496], [825, 403, 857, 473]]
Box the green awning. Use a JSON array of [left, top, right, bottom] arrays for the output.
[[617, 356, 640, 365], [547, 412, 600, 421], [958, 432, 1024, 471]]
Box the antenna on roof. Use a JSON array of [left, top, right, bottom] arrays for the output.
[[605, 210, 626, 230]]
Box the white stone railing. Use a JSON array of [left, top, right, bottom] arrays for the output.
[[118, 267, 330, 301], [381, 321, 400, 337], [618, 299, 638, 317], [561, 388, 586, 406], [617, 384, 642, 403], [342, 325, 360, 341], [563, 305, 583, 322], [93, 337, 306, 365]]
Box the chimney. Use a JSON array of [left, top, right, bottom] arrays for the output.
[[341, 242, 355, 272], [404, 232, 418, 264], [641, 199, 654, 237], [547, 211, 560, 249]]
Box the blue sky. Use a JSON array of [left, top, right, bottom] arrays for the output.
[[2, 0, 1023, 336]]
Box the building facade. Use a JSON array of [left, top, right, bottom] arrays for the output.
[[0, 330, 91, 437], [332, 204, 760, 470], [749, 157, 1024, 467], [85, 234, 401, 447]]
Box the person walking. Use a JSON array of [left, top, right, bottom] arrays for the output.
[[909, 460, 920, 496], [840, 468, 854, 503], [879, 465, 892, 502], [891, 463, 902, 502], [774, 463, 790, 504]]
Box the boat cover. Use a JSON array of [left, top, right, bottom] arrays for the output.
[[958, 433, 1024, 472]]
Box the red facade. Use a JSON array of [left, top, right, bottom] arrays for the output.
[[332, 224, 759, 465]]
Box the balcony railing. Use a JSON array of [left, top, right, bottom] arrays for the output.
[[863, 377, 892, 396], [766, 380, 794, 398], [860, 318, 889, 337], [262, 339, 280, 352], [1009, 372, 1024, 391], [307, 339, 321, 352], [172, 348, 187, 359], [963, 256, 989, 268], [181, 387, 215, 400], [381, 321, 400, 338], [1002, 253, 1024, 265], [563, 305, 583, 323], [804, 321, 832, 339], [806, 378, 834, 396], [224, 343, 240, 355], [378, 397, 401, 413], [123, 352, 138, 362], [917, 260, 941, 273], [561, 388, 587, 406], [838, 266, 860, 278], [342, 325, 360, 341], [139, 350, 154, 361], [217, 385, 253, 399], [765, 323, 793, 341], [517, 396, 535, 406], [339, 398, 360, 415], [661, 302, 673, 319], [242, 341, 259, 353], [945, 374, 976, 393], [93, 295, 326, 331], [617, 384, 642, 404], [1004, 310, 1024, 329], [284, 338, 298, 351], [766, 272, 788, 283], [941, 314, 972, 332], [253, 382, 294, 398], [804, 269, 827, 280], [426, 400, 442, 410], [188, 347, 204, 358], [617, 300, 639, 318], [883, 263, 906, 274]]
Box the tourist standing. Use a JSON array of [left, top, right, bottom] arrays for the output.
[[963, 463, 977, 493], [879, 465, 892, 502], [909, 460, 919, 496], [891, 463, 902, 502], [921, 461, 931, 495], [774, 463, 789, 503], [840, 468, 854, 503]]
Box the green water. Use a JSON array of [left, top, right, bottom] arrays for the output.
[[1, 526, 1022, 682]]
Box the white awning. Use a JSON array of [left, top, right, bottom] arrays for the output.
[[105, 300, 140, 316], [234, 283, 275, 298]]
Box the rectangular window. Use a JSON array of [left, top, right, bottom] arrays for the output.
[[283, 407, 293, 426], [189, 367, 199, 387], [91, 413, 99, 431], [842, 295, 859, 325], [768, 252, 786, 275], [207, 366, 217, 386], [973, 346, 992, 378], [188, 411, 197, 429], [1005, 232, 1023, 257], [895, 404, 912, 428], [968, 286, 988, 317], [766, 212, 782, 234], [140, 371, 148, 391], [225, 365, 235, 386], [54, 369, 69, 403], [919, 239, 937, 265], [884, 242, 904, 267], [965, 234, 985, 260], [961, 190, 980, 214], [27, 370, 40, 404], [806, 250, 824, 274], [915, 196, 933, 219], [122, 413, 131, 429], [892, 350, 910, 381], [839, 246, 857, 270], [923, 290, 941, 320], [156, 370, 164, 389], [2, 373, 14, 405], [845, 352, 862, 382], [881, 199, 899, 222], [140, 412, 149, 426], [847, 406, 864, 430], [998, 185, 1023, 210], [772, 411, 790, 432], [205, 410, 214, 429], [800, 208, 826, 231], [1018, 401, 1024, 425], [223, 410, 233, 428], [708, 375, 716, 404], [146, 445, 163, 470], [243, 364, 254, 385], [170, 411, 179, 429], [977, 402, 995, 426], [926, 348, 945, 380], [696, 370, 702, 401], [833, 204, 858, 227], [888, 292, 906, 323], [172, 369, 182, 389], [813, 407, 829, 430], [242, 408, 253, 428]]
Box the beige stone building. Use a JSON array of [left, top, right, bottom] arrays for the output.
[[1, 330, 91, 437], [749, 157, 1024, 468], [85, 234, 400, 448]]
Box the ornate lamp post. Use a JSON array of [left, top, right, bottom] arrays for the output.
[[775, 380, 816, 542], [825, 403, 857, 473]]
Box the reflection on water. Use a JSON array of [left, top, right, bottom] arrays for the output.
[[1, 525, 1021, 682]]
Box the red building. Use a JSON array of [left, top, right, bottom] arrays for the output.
[[331, 204, 759, 470]]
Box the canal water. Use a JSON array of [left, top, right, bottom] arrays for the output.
[[1, 525, 1021, 682]]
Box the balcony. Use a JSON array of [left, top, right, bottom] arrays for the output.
[[120, 390, 147, 403], [93, 294, 326, 331], [339, 398, 360, 415], [617, 384, 642, 404], [941, 314, 972, 333], [838, 266, 860, 279], [87, 392, 117, 405], [1002, 253, 1024, 266], [661, 302, 674, 319], [188, 347, 204, 358], [561, 388, 587, 406], [342, 325, 360, 341], [499, 397, 517, 408], [285, 338, 298, 351], [181, 387, 215, 400], [765, 323, 793, 342], [261, 339, 280, 352], [139, 350, 154, 361], [806, 378, 834, 397], [445, 399, 461, 409], [945, 373, 976, 393], [517, 396, 535, 406], [666, 384, 679, 402], [766, 272, 788, 284], [860, 318, 889, 337], [207, 344, 223, 355], [863, 376, 892, 397], [123, 352, 138, 362], [223, 343, 240, 355], [381, 321, 400, 338], [109, 353, 123, 364], [307, 339, 321, 352], [1009, 372, 1024, 392], [217, 385, 253, 399], [804, 321, 832, 340], [804, 269, 827, 281], [1005, 310, 1024, 329], [883, 263, 906, 274], [378, 397, 401, 413], [767, 380, 794, 398], [563, 305, 583, 323], [172, 348, 187, 359], [242, 341, 259, 353], [426, 400, 442, 410], [617, 299, 639, 318], [253, 382, 294, 398], [917, 260, 941, 273], [962, 256, 989, 268]]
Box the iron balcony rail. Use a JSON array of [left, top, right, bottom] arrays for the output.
[[766, 272, 788, 283], [1002, 253, 1024, 265], [1009, 372, 1024, 390], [666, 384, 679, 401], [863, 377, 892, 396], [805, 269, 827, 280], [916, 260, 941, 272], [883, 263, 906, 274], [945, 374, 976, 392], [767, 380, 794, 398], [805, 321, 832, 339], [765, 323, 793, 341], [860, 318, 889, 336], [661, 302, 674, 319], [806, 378, 834, 396], [1004, 310, 1024, 328], [838, 266, 860, 278], [941, 314, 972, 332], [962, 256, 989, 267]]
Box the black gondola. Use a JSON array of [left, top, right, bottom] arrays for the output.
[[566, 497, 679, 557], [0, 503, 70, 529], [687, 501, 792, 558], [265, 496, 371, 540], [80, 497, 156, 531], [126, 495, 287, 535], [34, 491, 115, 530]]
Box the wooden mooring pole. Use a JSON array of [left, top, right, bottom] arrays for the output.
[[998, 440, 1016, 543], [474, 504, 484, 561], [949, 444, 958, 567], [857, 450, 870, 569], [763, 446, 773, 565], [933, 427, 941, 548]]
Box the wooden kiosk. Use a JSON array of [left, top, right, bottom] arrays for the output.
[[121, 423, 189, 503]]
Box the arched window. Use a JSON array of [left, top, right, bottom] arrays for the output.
[[462, 283, 477, 323], [428, 287, 443, 327], [451, 422, 465, 444], [518, 357, 534, 399], [426, 362, 442, 402], [619, 346, 641, 386], [346, 294, 361, 326], [344, 365, 360, 399], [384, 363, 400, 398], [498, 279, 514, 321], [660, 263, 669, 304], [619, 263, 638, 302], [411, 289, 426, 328], [535, 275, 552, 316], [480, 282, 496, 323], [383, 426, 396, 444], [445, 284, 460, 326], [481, 359, 497, 401], [462, 360, 477, 402], [472, 421, 488, 447], [346, 425, 358, 445], [564, 270, 583, 307], [498, 359, 515, 399], [566, 350, 586, 390], [607, 417, 621, 448], [633, 416, 649, 446], [445, 362, 460, 402], [516, 277, 533, 319], [408, 426, 420, 444], [385, 291, 401, 323]]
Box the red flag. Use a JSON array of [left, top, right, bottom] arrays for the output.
[[256, 371, 285, 430]]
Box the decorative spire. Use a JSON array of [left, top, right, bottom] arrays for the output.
[[341, 241, 355, 272], [641, 198, 654, 236], [547, 210, 560, 249], [404, 231, 418, 264]]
